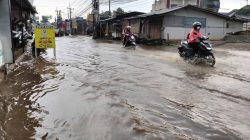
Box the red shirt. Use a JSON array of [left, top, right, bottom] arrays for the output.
[[188, 29, 202, 43]]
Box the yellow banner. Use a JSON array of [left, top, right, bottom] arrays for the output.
[[35, 25, 56, 48]]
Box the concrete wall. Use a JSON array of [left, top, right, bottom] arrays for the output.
[[171, 0, 183, 6], [224, 35, 250, 43], [152, 0, 167, 11], [0, 0, 13, 65], [184, 0, 197, 5], [162, 8, 243, 40], [152, 0, 198, 11]]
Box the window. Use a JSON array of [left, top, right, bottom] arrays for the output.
[[165, 15, 185, 27], [183, 17, 207, 28], [226, 23, 229, 28]]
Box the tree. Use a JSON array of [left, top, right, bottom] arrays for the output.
[[113, 7, 126, 16], [100, 11, 111, 18], [41, 15, 52, 23]]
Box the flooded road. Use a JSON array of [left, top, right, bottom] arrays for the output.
[[0, 36, 250, 140]]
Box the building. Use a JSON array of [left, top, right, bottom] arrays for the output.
[[200, 0, 220, 12], [98, 12, 145, 39], [124, 5, 245, 40], [152, 0, 199, 11], [0, 0, 13, 67], [71, 17, 87, 35], [0, 0, 37, 68], [11, 0, 37, 22], [152, 0, 220, 12], [226, 5, 250, 30]]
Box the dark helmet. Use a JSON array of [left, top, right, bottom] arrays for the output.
[[193, 22, 202, 29]]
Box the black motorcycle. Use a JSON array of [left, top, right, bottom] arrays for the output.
[[178, 34, 216, 67], [123, 34, 136, 50], [12, 22, 33, 48]]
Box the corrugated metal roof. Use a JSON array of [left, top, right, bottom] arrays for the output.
[[99, 12, 145, 22], [139, 6, 184, 18]]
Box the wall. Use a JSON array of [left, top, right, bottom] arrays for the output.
[[184, 0, 197, 5], [162, 8, 243, 40], [0, 0, 13, 65], [149, 18, 163, 39], [152, 0, 167, 11], [129, 19, 141, 36], [171, 0, 183, 6], [152, 0, 198, 11]]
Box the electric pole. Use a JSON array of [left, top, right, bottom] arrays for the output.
[[109, 0, 111, 17], [55, 10, 59, 28], [67, 6, 74, 35], [93, 0, 100, 39]]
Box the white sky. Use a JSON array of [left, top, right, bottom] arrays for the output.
[[34, 0, 248, 19]]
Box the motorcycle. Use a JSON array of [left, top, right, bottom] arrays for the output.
[[12, 22, 33, 48], [123, 34, 136, 50], [178, 33, 216, 67], [12, 30, 22, 48]]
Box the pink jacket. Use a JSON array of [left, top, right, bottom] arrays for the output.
[[188, 29, 202, 43]]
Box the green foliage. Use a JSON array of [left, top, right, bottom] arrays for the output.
[[100, 11, 111, 17], [238, 9, 250, 15], [41, 15, 52, 23], [116, 7, 125, 14], [113, 7, 126, 16]]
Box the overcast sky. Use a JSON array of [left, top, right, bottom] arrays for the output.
[[34, 0, 248, 19]]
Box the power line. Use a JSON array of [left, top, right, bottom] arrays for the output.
[[70, 0, 150, 17]]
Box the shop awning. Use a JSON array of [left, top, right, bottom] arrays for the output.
[[15, 0, 37, 14]]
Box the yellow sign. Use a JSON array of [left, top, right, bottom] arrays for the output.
[[35, 25, 55, 48]]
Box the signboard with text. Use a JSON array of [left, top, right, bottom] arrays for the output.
[[35, 25, 56, 48]]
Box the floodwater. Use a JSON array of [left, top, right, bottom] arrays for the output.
[[0, 36, 250, 140]]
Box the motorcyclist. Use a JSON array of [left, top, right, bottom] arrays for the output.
[[188, 22, 203, 55], [123, 26, 132, 46]]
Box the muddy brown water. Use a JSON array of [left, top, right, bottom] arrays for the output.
[[0, 36, 250, 140]]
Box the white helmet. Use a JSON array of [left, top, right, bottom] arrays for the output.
[[126, 26, 131, 29]]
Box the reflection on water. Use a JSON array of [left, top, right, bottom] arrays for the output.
[[0, 36, 249, 140]]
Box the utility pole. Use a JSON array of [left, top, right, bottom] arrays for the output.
[[59, 10, 62, 23], [67, 6, 74, 35], [109, 0, 111, 17], [93, 0, 100, 39], [55, 10, 59, 28]]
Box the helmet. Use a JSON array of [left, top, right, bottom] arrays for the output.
[[126, 26, 131, 29], [126, 26, 131, 31], [193, 22, 202, 30]]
